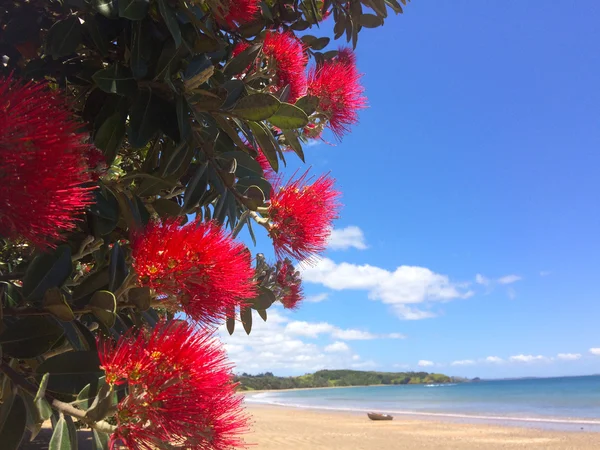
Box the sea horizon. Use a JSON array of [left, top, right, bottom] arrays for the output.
[[245, 375, 600, 432]]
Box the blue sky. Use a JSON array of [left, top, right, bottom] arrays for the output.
[[220, 2, 600, 378]]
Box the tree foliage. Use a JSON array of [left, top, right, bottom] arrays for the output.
[[0, 0, 410, 448]]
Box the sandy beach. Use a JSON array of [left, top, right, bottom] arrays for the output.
[[245, 403, 600, 449]]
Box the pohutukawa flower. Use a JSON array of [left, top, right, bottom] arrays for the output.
[[307, 48, 367, 138], [275, 259, 303, 309], [267, 171, 341, 261], [131, 219, 256, 324], [233, 31, 308, 103], [99, 320, 248, 450], [207, 0, 259, 27], [0, 76, 94, 247]]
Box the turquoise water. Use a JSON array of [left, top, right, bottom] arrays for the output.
[[246, 375, 600, 430]]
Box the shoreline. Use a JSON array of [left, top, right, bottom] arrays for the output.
[[245, 404, 600, 449]]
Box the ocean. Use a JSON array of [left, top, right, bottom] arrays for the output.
[[245, 375, 600, 431]]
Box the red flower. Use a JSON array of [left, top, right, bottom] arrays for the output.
[[0, 76, 94, 247], [213, 0, 260, 27], [276, 259, 303, 309], [267, 171, 341, 261], [307, 48, 367, 138], [233, 31, 308, 103], [131, 219, 256, 324], [99, 320, 248, 450]]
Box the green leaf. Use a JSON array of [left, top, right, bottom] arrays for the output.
[[72, 269, 110, 304], [232, 94, 281, 121], [157, 0, 182, 47], [92, 64, 137, 96], [92, 429, 110, 450], [0, 394, 26, 450], [85, 383, 114, 422], [130, 20, 151, 79], [176, 95, 191, 141], [37, 351, 102, 396], [294, 95, 319, 116], [360, 13, 384, 27], [35, 373, 50, 404], [94, 113, 126, 166], [257, 309, 267, 321], [223, 43, 262, 78], [269, 103, 309, 129], [128, 286, 151, 311], [129, 89, 159, 148], [182, 162, 209, 213], [47, 16, 82, 59], [119, 0, 149, 20], [108, 242, 128, 293], [84, 15, 108, 56], [219, 151, 263, 179], [49, 416, 75, 450], [76, 376, 107, 411], [301, 35, 330, 50], [0, 317, 64, 359], [226, 306, 235, 335], [152, 198, 183, 218], [92, 0, 118, 18], [282, 129, 305, 162], [21, 384, 52, 442], [89, 291, 117, 328], [23, 245, 72, 302], [240, 306, 252, 335], [250, 286, 276, 310], [43, 287, 75, 322], [248, 121, 278, 172]]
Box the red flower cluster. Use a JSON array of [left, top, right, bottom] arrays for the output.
[[307, 48, 367, 138], [234, 31, 308, 103], [216, 0, 260, 27], [268, 171, 341, 261], [276, 259, 303, 309], [0, 76, 94, 247], [131, 219, 256, 324], [99, 320, 247, 449]]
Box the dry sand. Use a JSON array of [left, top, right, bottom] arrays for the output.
[[245, 404, 600, 449]]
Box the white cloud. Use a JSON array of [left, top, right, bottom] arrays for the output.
[[301, 258, 472, 320], [485, 356, 504, 363], [305, 293, 329, 303], [284, 321, 404, 341], [497, 274, 522, 285], [539, 271, 551, 277], [475, 274, 490, 286], [325, 341, 350, 353], [589, 348, 600, 356], [451, 359, 475, 366], [509, 354, 549, 363], [556, 353, 581, 361], [417, 360, 434, 367], [327, 226, 368, 250]]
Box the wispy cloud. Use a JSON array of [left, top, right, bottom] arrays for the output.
[[284, 321, 405, 341], [301, 258, 472, 320], [305, 293, 329, 303], [325, 341, 350, 353], [509, 354, 550, 363], [485, 356, 504, 363], [327, 226, 368, 250], [539, 271, 551, 277], [556, 353, 581, 361], [451, 359, 475, 366], [589, 348, 600, 356], [497, 275, 522, 285], [417, 360, 434, 367]]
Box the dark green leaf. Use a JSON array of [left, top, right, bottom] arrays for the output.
[[176, 95, 191, 141], [23, 245, 72, 302], [152, 198, 182, 218], [363, 0, 387, 18], [157, 0, 182, 47], [92, 0, 118, 17], [89, 291, 117, 328], [257, 309, 267, 321], [84, 15, 108, 56], [43, 287, 75, 322], [291, 20, 310, 31], [129, 89, 159, 148], [282, 129, 305, 162], [130, 20, 151, 79], [108, 243, 128, 293], [182, 162, 209, 212], [128, 286, 151, 311], [250, 286, 276, 310], [47, 16, 82, 59], [92, 64, 137, 96], [94, 113, 125, 166], [0, 394, 26, 450], [85, 383, 114, 422], [0, 317, 64, 359], [223, 43, 261, 78], [232, 94, 281, 121], [219, 151, 263, 179], [360, 13, 384, 27], [269, 103, 309, 129], [37, 351, 102, 396], [294, 95, 319, 116], [240, 306, 252, 335], [248, 121, 278, 172], [92, 430, 110, 450], [119, 0, 149, 20], [72, 269, 110, 304], [301, 35, 330, 50]]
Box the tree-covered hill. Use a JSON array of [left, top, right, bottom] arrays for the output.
[[235, 370, 471, 391]]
